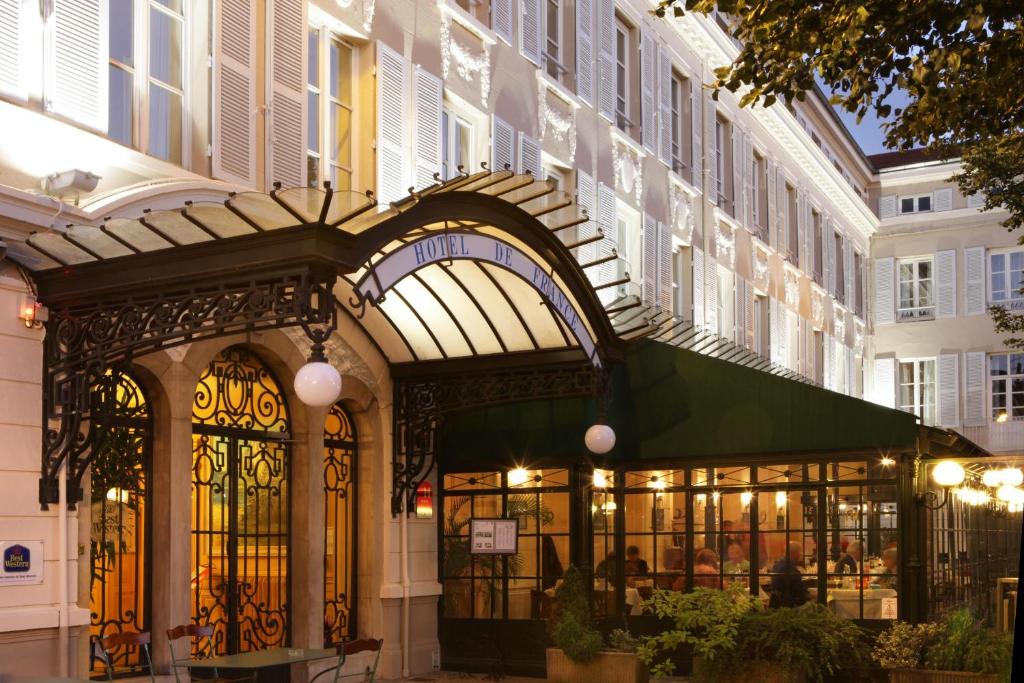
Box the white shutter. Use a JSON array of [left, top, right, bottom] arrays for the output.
[[518, 133, 541, 175], [734, 277, 745, 346], [743, 134, 753, 228], [690, 80, 702, 188], [658, 47, 672, 166], [879, 195, 897, 219], [212, 0, 257, 186], [873, 357, 896, 408], [793, 189, 804, 264], [413, 67, 443, 190], [640, 31, 656, 154], [938, 353, 960, 427], [597, 0, 615, 122], [744, 280, 755, 350], [642, 212, 657, 306], [776, 168, 787, 251], [825, 219, 836, 296], [575, 0, 594, 105], [706, 101, 718, 204], [491, 115, 515, 172], [968, 192, 986, 209], [933, 188, 953, 212], [779, 308, 791, 370], [493, 0, 513, 44], [576, 170, 597, 264], [705, 256, 718, 335], [874, 257, 895, 325], [0, 0, 22, 99], [843, 235, 854, 307], [964, 352, 986, 426], [935, 249, 957, 318], [692, 245, 705, 328], [823, 334, 833, 389], [848, 347, 858, 397], [376, 42, 409, 204], [769, 298, 780, 364], [658, 221, 673, 310], [49, 0, 106, 131], [731, 125, 743, 218], [964, 246, 986, 315], [520, 0, 542, 66], [597, 183, 618, 286], [766, 161, 777, 247], [269, 0, 307, 188]]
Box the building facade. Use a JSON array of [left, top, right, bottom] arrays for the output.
[[0, 0, 1018, 680]]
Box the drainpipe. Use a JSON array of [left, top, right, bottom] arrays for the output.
[[58, 460, 69, 677], [400, 499, 411, 678]]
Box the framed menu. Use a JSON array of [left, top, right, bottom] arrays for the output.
[[469, 518, 519, 555]]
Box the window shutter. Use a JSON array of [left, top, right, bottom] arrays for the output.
[[518, 132, 541, 175], [658, 47, 672, 167], [825, 220, 836, 296], [848, 347, 858, 397], [690, 79, 702, 188], [964, 246, 986, 315], [823, 334, 834, 389], [843, 235, 853, 307], [743, 134, 753, 228], [872, 357, 896, 408], [938, 353, 960, 427], [642, 212, 657, 306], [797, 317, 809, 376], [597, 183, 618, 286], [879, 195, 896, 219], [575, 0, 594, 105], [491, 115, 515, 172], [49, 0, 106, 131], [963, 352, 986, 426], [658, 221, 673, 310], [640, 31, 656, 154], [212, 0, 257, 186], [705, 101, 717, 204], [376, 42, 409, 204], [874, 257, 895, 325], [775, 168, 786, 251], [597, 0, 615, 122], [692, 245, 705, 328], [935, 249, 957, 318], [779, 308, 791, 370], [769, 298, 780, 364], [933, 188, 953, 212], [731, 125, 743, 218], [0, 0, 22, 100], [413, 66, 443, 190], [793, 189, 804, 264], [744, 280, 755, 350], [733, 276, 745, 345], [704, 256, 718, 334], [520, 0, 542, 66], [269, 0, 307, 188], [493, 0, 513, 44], [766, 161, 777, 246], [575, 170, 597, 264], [967, 192, 986, 209]]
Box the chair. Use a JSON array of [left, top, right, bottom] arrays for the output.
[[310, 639, 383, 683], [96, 631, 156, 683], [166, 624, 255, 683]]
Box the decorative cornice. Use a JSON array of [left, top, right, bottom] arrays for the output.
[[439, 12, 492, 107]]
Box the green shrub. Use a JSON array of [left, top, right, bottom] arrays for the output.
[[872, 621, 943, 670], [550, 565, 602, 664]]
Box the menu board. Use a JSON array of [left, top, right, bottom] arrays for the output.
[[880, 597, 898, 620], [469, 518, 519, 555]]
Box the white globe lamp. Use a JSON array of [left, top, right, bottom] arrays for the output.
[[294, 350, 342, 407], [585, 423, 616, 454], [1001, 468, 1023, 487], [931, 461, 966, 488]]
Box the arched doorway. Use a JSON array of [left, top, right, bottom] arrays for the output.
[[88, 368, 152, 676], [191, 347, 291, 655], [323, 402, 356, 646]]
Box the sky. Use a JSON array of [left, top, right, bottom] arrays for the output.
[[829, 89, 912, 156]]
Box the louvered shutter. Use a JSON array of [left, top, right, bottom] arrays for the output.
[[743, 134, 753, 228], [576, 170, 597, 264], [0, 0, 22, 99], [879, 195, 896, 219], [797, 317, 809, 376], [873, 357, 896, 408], [690, 80, 702, 188], [733, 276, 745, 345], [269, 0, 307, 188], [376, 42, 409, 204], [575, 0, 594, 105], [968, 192, 986, 209], [938, 353, 960, 427], [658, 221, 673, 310], [769, 298, 780, 364], [213, 0, 257, 186], [520, 0, 542, 66], [847, 347, 858, 397], [935, 249, 957, 318], [744, 280, 755, 350], [823, 334, 833, 389], [706, 101, 718, 204], [963, 352, 986, 426], [731, 125, 743, 219], [766, 161, 777, 247], [49, 0, 106, 131], [640, 31, 656, 154], [933, 188, 953, 212], [705, 255, 718, 335], [793, 189, 804, 265], [964, 246, 986, 315], [658, 47, 672, 166], [493, 0, 513, 44], [518, 133, 541, 175], [843, 235, 854, 307], [692, 245, 705, 328], [642, 212, 657, 306], [825, 219, 836, 296], [597, 0, 615, 122], [874, 257, 895, 325], [775, 167, 786, 251], [412, 67, 442, 190], [597, 183, 618, 286], [491, 115, 515, 171], [780, 308, 791, 370]]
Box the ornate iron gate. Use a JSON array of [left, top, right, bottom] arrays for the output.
[[323, 402, 356, 646], [191, 347, 291, 655]]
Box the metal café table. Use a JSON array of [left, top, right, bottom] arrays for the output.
[[180, 647, 338, 683]]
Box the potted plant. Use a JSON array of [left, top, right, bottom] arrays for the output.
[[873, 610, 1012, 683], [546, 565, 649, 683]]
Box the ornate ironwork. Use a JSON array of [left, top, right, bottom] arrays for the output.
[[39, 272, 336, 507], [323, 403, 356, 646], [392, 362, 600, 515], [191, 347, 291, 655]]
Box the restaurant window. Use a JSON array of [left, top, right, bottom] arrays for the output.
[[989, 249, 1024, 306], [897, 257, 935, 320], [900, 193, 932, 214], [614, 17, 632, 133], [990, 353, 1024, 422], [669, 71, 690, 177], [620, 470, 688, 605], [592, 469, 617, 616], [899, 358, 937, 426], [307, 29, 355, 190], [442, 108, 474, 180], [323, 402, 357, 646]]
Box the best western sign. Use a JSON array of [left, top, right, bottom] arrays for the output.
[[0, 541, 43, 585]]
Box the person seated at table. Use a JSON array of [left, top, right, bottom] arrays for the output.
[[769, 542, 810, 607], [624, 545, 650, 586], [835, 540, 862, 575], [723, 540, 749, 575], [595, 551, 618, 583], [693, 548, 720, 588], [874, 548, 898, 589]]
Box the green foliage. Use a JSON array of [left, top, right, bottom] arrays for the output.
[[550, 565, 602, 664], [637, 585, 759, 677], [871, 620, 943, 670], [607, 628, 638, 653]]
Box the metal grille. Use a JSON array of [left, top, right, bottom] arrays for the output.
[[324, 402, 356, 646], [191, 347, 291, 655]]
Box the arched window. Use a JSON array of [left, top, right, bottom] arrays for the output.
[[89, 368, 151, 677], [191, 347, 291, 655], [323, 402, 356, 645]]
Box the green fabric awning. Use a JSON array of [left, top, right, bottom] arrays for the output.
[[437, 340, 918, 467]]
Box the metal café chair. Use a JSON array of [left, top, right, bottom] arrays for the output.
[[96, 631, 156, 683], [166, 624, 254, 683], [310, 639, 383, 683]]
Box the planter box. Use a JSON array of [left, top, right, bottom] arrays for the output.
[[889, 670, 1000, 683], [692, 656, 803, 683], [546, 648, 648, 683]]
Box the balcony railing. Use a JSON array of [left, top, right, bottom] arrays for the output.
[[897, 305, 935, 321], [960, 419, 1024, 455]]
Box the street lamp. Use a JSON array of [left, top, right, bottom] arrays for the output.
[[918, 460, 966, 510], [293, 343, 342, 407]]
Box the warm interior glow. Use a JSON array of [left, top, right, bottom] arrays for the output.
[[740, 491, 753, 507], [601, 500, 617, 512], [996, 412, 1009, 423], [880, 456, 895, 467], [1001, 468, 1023, 487], [775, 491, 787, 508], [931, 461, 966, 488], [105, 487, 130, 504], [997, 485, 1024, 504], [647, 476, 666, 490], [508, 467, 530, 486], [592, 469, 609, 489], [983, 469, 1005, 487]]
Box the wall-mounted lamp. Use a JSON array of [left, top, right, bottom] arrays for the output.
[[18, 294, 47, 329], [592, 469, 609, 489], [918, 460, 966, 510], [415, 481, 433, 519]]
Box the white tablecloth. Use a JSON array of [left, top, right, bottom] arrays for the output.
[[829, 588, 897, 619]]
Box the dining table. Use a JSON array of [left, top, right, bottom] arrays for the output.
[[177, 646, 339, 683]]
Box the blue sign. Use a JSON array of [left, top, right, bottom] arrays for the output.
[[3, 544, 31, 573]]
